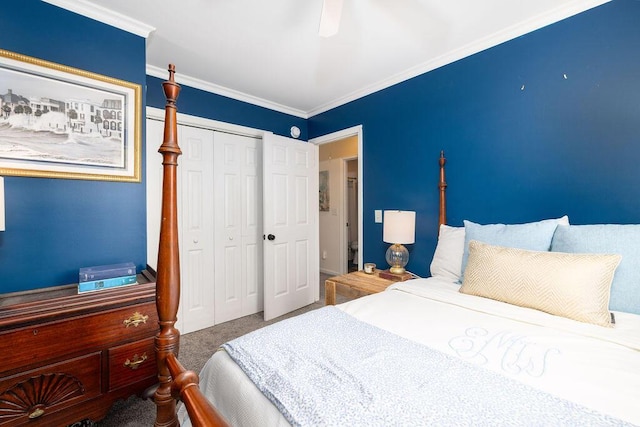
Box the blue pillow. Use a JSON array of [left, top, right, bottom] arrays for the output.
[[551, 224, 640, 315], [461, 216, 569, 278]]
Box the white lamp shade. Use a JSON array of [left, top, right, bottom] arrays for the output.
[[383, 210, 415, 244]]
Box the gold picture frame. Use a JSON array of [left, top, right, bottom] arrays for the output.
[[0, 49, 142, 182]]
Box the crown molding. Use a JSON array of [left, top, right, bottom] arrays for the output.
[[307, 0, 611, 117], [49, 0, 610, 118], [42, 0, 155, 38], [146, 65, 308, 119]]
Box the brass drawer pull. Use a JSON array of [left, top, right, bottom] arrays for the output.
[[123, 312, 148, 328], [28, 407, 45, 419], [124, 353, 148, 370]]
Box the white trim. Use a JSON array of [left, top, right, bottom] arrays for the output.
[[307, 0, 611, 116], [310, 125, 363, 270], [309, 125, 363, 146], [146, 65, 308, 119], [42, 0, 155, 38], [320, 268, 342, 277], [146, 106, 265, 138]]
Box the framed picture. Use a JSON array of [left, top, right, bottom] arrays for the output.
[[319, 170, 329, 211], [0, 49, 142, 182]]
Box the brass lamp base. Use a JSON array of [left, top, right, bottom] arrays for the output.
[[389, 265, 406, 274]]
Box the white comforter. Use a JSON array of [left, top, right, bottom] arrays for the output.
[[180, 277, 640, 426]]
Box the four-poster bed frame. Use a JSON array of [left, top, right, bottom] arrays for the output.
[[152, 65, 448, 427]]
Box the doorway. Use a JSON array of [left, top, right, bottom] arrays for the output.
[[311, 126, 363, 276], [346, 160, 358, 272]]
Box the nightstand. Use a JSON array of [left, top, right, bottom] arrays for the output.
[[324, 270, 395, 305]]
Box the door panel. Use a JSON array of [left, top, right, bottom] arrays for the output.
[[263, 132, 319, 321], [214, 132, 263, 324], [179, 126, 215, 334], [241, 144, 262, 314], [147, 119, 215, 334]]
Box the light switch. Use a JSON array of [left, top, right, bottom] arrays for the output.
[[374, 210, 382, 223]]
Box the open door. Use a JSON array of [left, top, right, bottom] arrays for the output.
[[262, 132, 319, 321]]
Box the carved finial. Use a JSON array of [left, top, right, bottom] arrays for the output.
[[159, 64, 182, 156], [163, 64, 180, 108]]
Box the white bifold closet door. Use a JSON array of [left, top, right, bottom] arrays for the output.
[[213, 132, 263, 324], [147, 118, 265, 332], [146, 119, 215, 334], [178, 125, 216, 333]]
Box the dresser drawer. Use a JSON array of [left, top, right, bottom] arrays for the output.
[[108, 337, 157, 392], [0, 352, 101, 426], [0, 302, 158, 374]]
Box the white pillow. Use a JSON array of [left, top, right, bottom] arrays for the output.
[[429, 225, 465, 283]]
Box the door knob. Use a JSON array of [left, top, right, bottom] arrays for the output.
[[267, 234, 276, 241]]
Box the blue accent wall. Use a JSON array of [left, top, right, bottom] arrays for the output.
[[146, 76, 308, 140], [0, 1, 147, 293], [308, 0, 640, 278], [2, 0, 638, 292]]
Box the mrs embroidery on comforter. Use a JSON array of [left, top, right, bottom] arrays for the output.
[[449, 327, 560, 377]]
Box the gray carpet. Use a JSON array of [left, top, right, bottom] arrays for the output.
[[98, 273, 345, 426]]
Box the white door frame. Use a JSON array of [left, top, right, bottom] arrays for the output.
[[146, 107, 264, 139], [309, 125, 363, 271], [343, 156, 358, 272]]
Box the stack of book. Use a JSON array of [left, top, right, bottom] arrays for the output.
[[78, 262, 138, 293]]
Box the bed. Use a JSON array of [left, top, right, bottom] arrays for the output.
[[152, 66, 640, 426]]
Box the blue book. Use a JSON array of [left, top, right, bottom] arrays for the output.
[[78, 275, 138, 293], [79, 262, 136, 282]]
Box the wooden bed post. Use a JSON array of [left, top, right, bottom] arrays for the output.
[[439, 150, 447, 228], [154, 64, 182, 427], [153, 65, 229, 427]]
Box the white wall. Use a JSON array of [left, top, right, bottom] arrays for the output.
[[319, 158, 344, 275]]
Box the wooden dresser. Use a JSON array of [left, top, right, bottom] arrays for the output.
[[0, 275, 159, 426]]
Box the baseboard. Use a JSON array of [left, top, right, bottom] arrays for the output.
[[320, 268, 341, 276]]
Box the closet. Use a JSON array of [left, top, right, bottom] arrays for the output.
[[146, 117, 262, 333], [147, 111, 319, 332]]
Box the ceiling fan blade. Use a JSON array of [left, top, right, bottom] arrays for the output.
[[318, 0, 343, 38]]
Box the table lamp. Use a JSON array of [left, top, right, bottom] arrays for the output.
[[383, 210, 415, 274]]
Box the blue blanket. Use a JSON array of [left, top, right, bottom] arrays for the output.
[[223, 306, 629, 426]]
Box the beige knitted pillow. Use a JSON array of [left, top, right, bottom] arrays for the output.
[[460, 240, 621, 327]]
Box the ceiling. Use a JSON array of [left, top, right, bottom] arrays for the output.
[[45, 0, 609, 118]]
